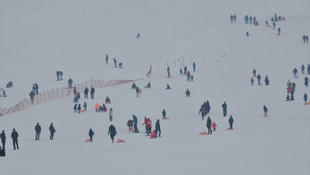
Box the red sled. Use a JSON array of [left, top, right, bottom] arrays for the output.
[[226, 128, 232, 131], [306, 102, 310, 105], [80, 110, 86, 113], [138, 89, 142, 94], [117, 139, 125, 143], [85, 139, 92, 143], [165, 117, 170, 120], [263, 114, 268, 117], [199, 132, 208, 135]]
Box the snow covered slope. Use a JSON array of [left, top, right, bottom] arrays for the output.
[[0, 0, 310, 174]]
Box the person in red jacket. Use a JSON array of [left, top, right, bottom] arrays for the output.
[[212, 122, 217, 131], [143, 117, 148, 133], [146, 118, 152, 136]]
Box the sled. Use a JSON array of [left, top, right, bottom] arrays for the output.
[[138, 89, 142, 94], [85, 139, 92, 143], [226, 128, 232, 131], [80, 110, 86, 113], [199, 132, 208, 135], [263, 114, 268, 117], [267, 25, 272, 28], [117, 139, 125, 143], [258, 83, 262, 86], [306, 102, 310, 105], [165, 117, 170, 120], [277, 33, 280, 36]]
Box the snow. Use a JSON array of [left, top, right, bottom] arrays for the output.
[[0, 0, 310, 174]]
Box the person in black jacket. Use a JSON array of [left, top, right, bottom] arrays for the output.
[[49, 123, 56, 140], [265, 76, 270, 86], [162, 109, 166, 120], [0, 146, 5, 156], [11, 129, 19, 150], [206, 117, 212, 134], [155, 119, 161, 137], [89, 129, 94, 142], [222, 101, 227, 117], [35, 123, 41, 141], [0, 130, 5, 150], [90, 87, 95, 99], [108, 125, 117, 143]]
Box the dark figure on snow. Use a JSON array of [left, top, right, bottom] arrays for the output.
[[304, 76, 309, 87], [257, 74, 261, 85], [166, 84, 171, 90], [0, 146, 5, 157], [11, 129, 19, 150], [74, 103, 77, 112], [246, 32, 249, 37], [68, 78, 73, 88], [180, 68, 183, 75], [184, 66, 187, 76], [145, 82, 151, 88], [186, 89, 190, 97], [193, 62, 196, 72], [293, 68, 298, 78], [162, 109, 167, 120], [113, 58, 117, 67], [35, 123, 41, 141], [251, 77, 254, 86], [204, 100, 211, 114], [155, 119, 161, 137], [304, 93, 308, 104], [78, 104, 81, 113], [105, 54, 109, 64], [127, 119, 133, 131], [233, 14, 236, 22], [90, 87, 95, 99], [206, 117, 212, 135], [263, 105, 268, 115], [0, 130, 5, 150], [105, 96, 111, 104], [89, 129, 94, 142], [199, 105, 206, 120], [84, 87, 89, 99], [136, 33, 141, 39], [6, 81, 13, 88], [265, 75, 270, 86], [49, 123, 56, 140], [229, 115, 234, 130], [222, 101, 228, 117], [108, 125, 117, 143], [265, 20, 268, 26], [109, 108, 113, 121], [133, 115, 139, 133], [277, 27, 281, 35], [253, 69, 256, 77], [132, 83, 136, 90], [118, 62, 123, 68], [301, 64, 305, 74], [136, 86, 139, 97], [29, 90, 35, 104], [83, 102, 87, 111], [230, 15, 233, 23], [308, 64, 310, 75]]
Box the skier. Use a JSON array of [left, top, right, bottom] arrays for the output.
[[304, 93, 308, 104], [11, 129, 19, 150], [0, 130, 5, 150], [304, 76, 309, 87], [222, 101, 228, 117], [293, 68, 298, 78], [90, 87, 95, 99], [133, 115, 139, 133], [29, 90, 35, 104], [186, 89, 190, 97], [35, 123, 41, 141], [105, 96, 111, 104], [84, 87, 89, 99], [108, 125, 117, 143], [78, 104, 81, 113], [155, 119, 161, 137], [162, 109, 167, 120], [105, 54, 109, 64], [257, 74, 261, 85], [251, 77, 254, 86], [212, 122, 217, 131], [83, 102, 87, 111], [74, 103, 77, 112], [263, 105, 268, 116], [49, 123, 56, 140], [89, 129, 94, 142], [265, 75, 270, 86], [228, 115, 234, 130], [109, 108, 113, 121], [206, 117, 212, 134]]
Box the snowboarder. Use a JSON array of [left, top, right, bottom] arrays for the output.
[[155, 119, 161, 137], [49, 123, 56, 140], [0, 130, 5, 150], [263, 105, 268, 116], [35, 123, 41, 141], [109, 108, 113, 121], [162, 109, 167, 120], [186, 89, 190, 97], [89, 129, 94, 142], [228, 115, 234, 130], [29, 90, 35, 104], [11, 129, 19, 150], [108, 125, 117, 143], [133, 115, 139, 133], [206, 117, 212, 134], [304, 93, 308, 104], [222, 101, 228, 117], [265, 75, 270, 86], [90, 87, 95, 99]]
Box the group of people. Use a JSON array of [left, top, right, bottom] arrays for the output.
[[302, 35, 309, 44], [251, 69, 269, 86], [56, 71, 63, 81]]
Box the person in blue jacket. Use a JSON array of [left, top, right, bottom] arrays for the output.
[[89, 129, 94, 142], [133, 115, 139, 133], [263, 105, 268, 115], [193, 62, 196, 72], [229, 115, 234, 129]]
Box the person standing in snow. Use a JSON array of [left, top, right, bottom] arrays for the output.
[[199, 105, 206, 120], [155, 119, 161, 137], [49, 123, 56, 140], [108, 125, 117, 143], [68, 78, 73, 88], [184, 66, 187, 76], [265, 75, 270, 86], [105, 54, 109, 64], [0, 130, 6, 150], [35, 123, 41, 141], [162, 109, 167, 120], [193, 62, 196, 72], [109, 108, 113, 121], [83, 102, 87, 111], [253, 69, 256, 77], [228, 115, 234, 130], [84, 87, 89, 99], [11, 129, 19, 150], [133, 115, 139, 133], [263, 105, 268, 116], [251, 77, 254, 86], [113, 58, 117, 67], [304, 76, 309, 87], [206, 117, 212, 135], [257, 74, 262, 85], [78, 104, 81, 113], [29, 90, 35, 104], [89, 129, 94, 142], [301, 64, 305, 74], [304, 93, 308, 104], [136, 86, 139, 97], [186, 89, 190, 97], [222, 101, 228, 117], [293, 68, 298, 78], [90, 87, 95, 99], [212, 122, 217, 131]]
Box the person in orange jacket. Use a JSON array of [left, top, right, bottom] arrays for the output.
[[150, 130, 157, 138], [95, 102, 99, 112], [212, 122, 217, 131]]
